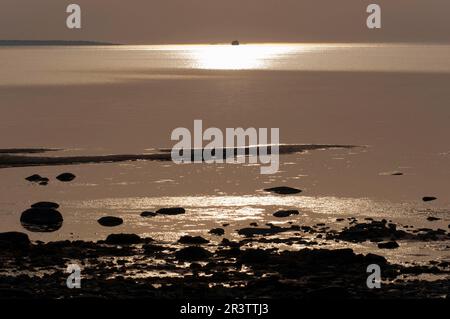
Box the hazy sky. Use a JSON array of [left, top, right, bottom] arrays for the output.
[[0, 0, 449, 44]]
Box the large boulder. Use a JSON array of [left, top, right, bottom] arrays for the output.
[[98, 216, 123, 227], [0, 232, 31, 249], [20, 208, 63, 232]]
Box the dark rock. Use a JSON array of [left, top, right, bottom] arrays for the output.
[[140, 211, 157, 217], [39, 181, 48, 186], [220, 238, 241, 248], [264, 186, 302, 195], [231, 40, 240, 46], [20, 208, 63, 232], [273, 210, 299, 218], [378, 241, 400, 249], [31, 202, 60, 209], [56, 172, 76, 182], [178, 235, 210, 245], [105, 233, 142, 245], [209, 228, 225, 236], [25, 174, 47, 183], [335, 220, 409, 243], [239, 249, 271, 264], [156, 207, 185, 215], [250, 222, 258, 227], [175, 246, 212, 261], [0, 232, 31, 248], [98, 216, 123, 227], [422, 197, 437, 202], [427, 216, 441, 222], [391, 172, 403, 176], [143, 244, 165, 254]]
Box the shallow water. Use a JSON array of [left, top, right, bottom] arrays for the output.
[[0, 44, 449, 264]]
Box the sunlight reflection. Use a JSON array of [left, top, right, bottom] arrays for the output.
[[189, 45, 296, 70], [70, 194, 413, 219]]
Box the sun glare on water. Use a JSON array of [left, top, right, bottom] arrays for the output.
[[189, 44, 295, 70]]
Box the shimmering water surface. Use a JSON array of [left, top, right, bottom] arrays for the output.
[[0, 44, 449, 263], [1, 44, 450, 86]]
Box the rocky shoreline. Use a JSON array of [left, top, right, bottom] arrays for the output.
[[0, 156, 448, 299], [1, 214, 449, 299]]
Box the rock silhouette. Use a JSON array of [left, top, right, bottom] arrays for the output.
[[264, 186, 302, 195], [209, 228, 225, 236], [56, 173, 76, 182], [98, 216, 123, 227], [156, 207, 185, 215], [378, 241, 400, 249], [105, 233, 142, 245], [25, 174, 49, 183], [20, 206, 63, 232], [175, 246, 212, 261], [0, 232, 31, 249], [140, 211, 157, 217], [273, 210, 300, 218], [178, 235, 210, 245]]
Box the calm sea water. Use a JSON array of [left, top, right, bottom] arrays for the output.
[[0, 44, 449, 261], [1, 44, 450, 86]]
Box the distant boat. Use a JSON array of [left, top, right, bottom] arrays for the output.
[[231, 40, 240, 46]]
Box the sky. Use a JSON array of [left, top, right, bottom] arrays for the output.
[[0, 0, 449, 44]]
